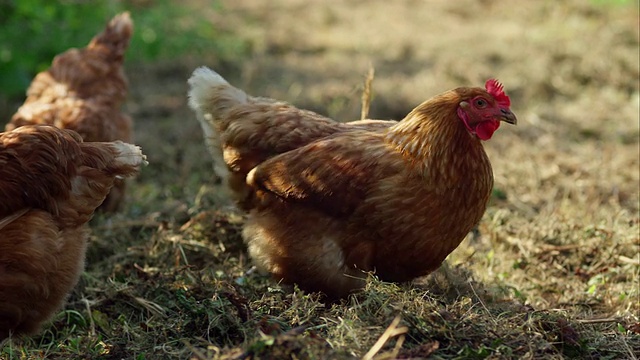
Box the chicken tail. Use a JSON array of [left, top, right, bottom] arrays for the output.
[[104, 141, 147, 175], [188, 66, 248, 181], [58, 140, 146, 227], [79, 140, 147, 179], [87, 12, 133, 62]]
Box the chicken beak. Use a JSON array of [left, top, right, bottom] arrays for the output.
[[499, 108, 517, 125]]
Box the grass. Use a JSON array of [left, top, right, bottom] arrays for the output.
[[1, 0, 639, 359]]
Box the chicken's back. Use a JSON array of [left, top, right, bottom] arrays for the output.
[[188, 67, 397, 206], [7, 12, 133, 137]]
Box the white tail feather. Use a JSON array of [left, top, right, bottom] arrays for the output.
[[188, 66, 247, 182], [111, 141, 147, 167]]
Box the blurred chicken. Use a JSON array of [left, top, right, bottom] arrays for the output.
[[0, 125, 146, 340], [6, 12, 134, 212], [189, 67, 516, 299]]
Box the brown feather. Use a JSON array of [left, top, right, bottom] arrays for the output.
[[0, 125, 145, 339]]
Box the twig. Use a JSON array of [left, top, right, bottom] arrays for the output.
[[362, 315, 407, 360], [575, 317, 620, 324], [390, 332, 406, 359], [621, 332, 638, 360], [360, 63, 375, 120], [82, 297, 96, 336], [132, 296, 168, 318], [468, 280, 497, 326], [618, 255, 640, 266]]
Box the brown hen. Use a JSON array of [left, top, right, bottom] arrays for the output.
[[189, 67, 516, 299], [6, 12, 134, 211], [0, 125, 146, 340]]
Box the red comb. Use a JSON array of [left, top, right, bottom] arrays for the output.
[[485, 79, 511, 108]]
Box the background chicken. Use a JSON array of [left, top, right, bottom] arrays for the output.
[[5, 12, 134, 212], [0, 125, 146, 341], [189, 67, 516, 299]]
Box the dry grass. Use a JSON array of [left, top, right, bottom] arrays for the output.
[[2, 0, 639, 359]]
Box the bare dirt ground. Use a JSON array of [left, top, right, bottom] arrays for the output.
[[2, 0, 639, 359]]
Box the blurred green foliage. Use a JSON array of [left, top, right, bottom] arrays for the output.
[[0, 0, 247, 98]]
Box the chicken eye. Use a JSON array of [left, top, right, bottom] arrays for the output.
[[474, 98, 488, 108]]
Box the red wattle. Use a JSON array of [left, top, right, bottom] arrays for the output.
[[475, 121, 500, 140]]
